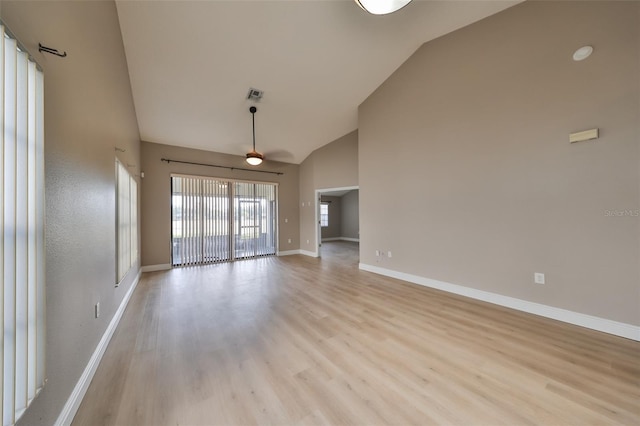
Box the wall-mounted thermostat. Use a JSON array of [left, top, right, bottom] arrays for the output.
[[569, 128, 599, 144]]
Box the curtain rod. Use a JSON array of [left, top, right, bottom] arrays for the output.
[[161, 158, 284, 176]]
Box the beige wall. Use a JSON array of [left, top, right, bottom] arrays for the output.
[[341, 190, 360, 240], [320, 196, 342, 239], [2, 1, 141, 425], [299, 130, 358, 253], [140, 141, 300, 266], [359, 1, 639, 325]]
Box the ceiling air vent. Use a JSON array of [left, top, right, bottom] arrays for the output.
[[247, 88, 263, 101]]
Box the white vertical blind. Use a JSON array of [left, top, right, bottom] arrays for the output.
[[171, 176, 232, 266], [130, 177, 137, 268], [35, 69, 45, 396], [116, 159, 137, 283], [1, 25, 46, 426], [171, 176, 276, 266]]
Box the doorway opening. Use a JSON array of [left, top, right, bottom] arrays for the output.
[[315, 186, 359, 259]]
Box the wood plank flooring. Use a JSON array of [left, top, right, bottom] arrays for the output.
[[73, 242, 640, 425]]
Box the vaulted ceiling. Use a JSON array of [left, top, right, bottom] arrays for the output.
[[116, 0, 519, 164]]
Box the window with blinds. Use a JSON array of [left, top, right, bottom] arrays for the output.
[[116, 159, 138, 283], [1, 25, 46, 426], [171, 175, 277, 266], [320, 203, 329, 227]]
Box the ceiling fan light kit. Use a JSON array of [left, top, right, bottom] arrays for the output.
[[246, 150, 264, 166], [246, 106, 264, 166], [355, 0, 413, 15]]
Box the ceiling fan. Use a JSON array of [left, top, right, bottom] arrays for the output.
[[244, 105, 294, 165]]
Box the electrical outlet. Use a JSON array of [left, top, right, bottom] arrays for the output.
[[534, 273, 545, 285], [306, 239, 310, 244], [95, 302, 100, 318], [388, 251, 392, 258], [288, 238, 292, 244], [285, 218, 288, 223], [375, 250, 380, 256]]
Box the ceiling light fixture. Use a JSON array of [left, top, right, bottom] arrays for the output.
[[355, 0, 413, 15], [572, 45, 593, 61], [246, 106, 264, 166]]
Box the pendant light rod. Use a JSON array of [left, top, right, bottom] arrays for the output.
[[251, 106, 257, 151], [246, 105, 264, 166]]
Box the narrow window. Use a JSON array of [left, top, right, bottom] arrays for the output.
[[320, 203, 329, 227], [116, 159, 137, 283]]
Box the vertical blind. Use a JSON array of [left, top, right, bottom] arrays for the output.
[[171, 175, 277, 266], [1, 25, 46, 426], [172, 176, 231, 265], [234, 181, 277, 259], [116, 159, 137, 283]]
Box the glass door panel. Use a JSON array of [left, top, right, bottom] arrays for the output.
[[171, 176, 276, 266]]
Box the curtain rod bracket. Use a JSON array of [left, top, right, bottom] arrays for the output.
[[38, 43, 67, 58]]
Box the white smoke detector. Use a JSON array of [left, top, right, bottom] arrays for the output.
[[572, 46, 593, 61]]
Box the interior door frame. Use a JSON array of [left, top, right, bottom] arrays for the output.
[[314, 186, 359, 258]]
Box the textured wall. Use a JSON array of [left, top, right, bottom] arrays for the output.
[[140, 141, 300, 266], [2, 1, 141, 425], [341, 190, 360, 240], [359, 1, 639, 325], [299, 130, 358, 254]]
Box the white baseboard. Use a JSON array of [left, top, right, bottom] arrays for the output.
[[140, 263, 171, 273], [359, 263, 640, 342], [277, 250, 301, 256], [300, 250, 319, 258], [54, 271, 141, 426], [321, 237, 360, 243]]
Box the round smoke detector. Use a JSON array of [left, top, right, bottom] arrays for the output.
[[573, 46, 593, 61]]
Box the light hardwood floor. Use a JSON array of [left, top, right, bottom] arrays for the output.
[[74, 242, 640, 425]]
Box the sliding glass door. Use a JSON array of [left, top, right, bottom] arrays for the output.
[[234, 182, 277, 259], [171, 175, 277, 266]]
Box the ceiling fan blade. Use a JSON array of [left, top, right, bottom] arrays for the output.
[[263, 149, 295, 162]]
